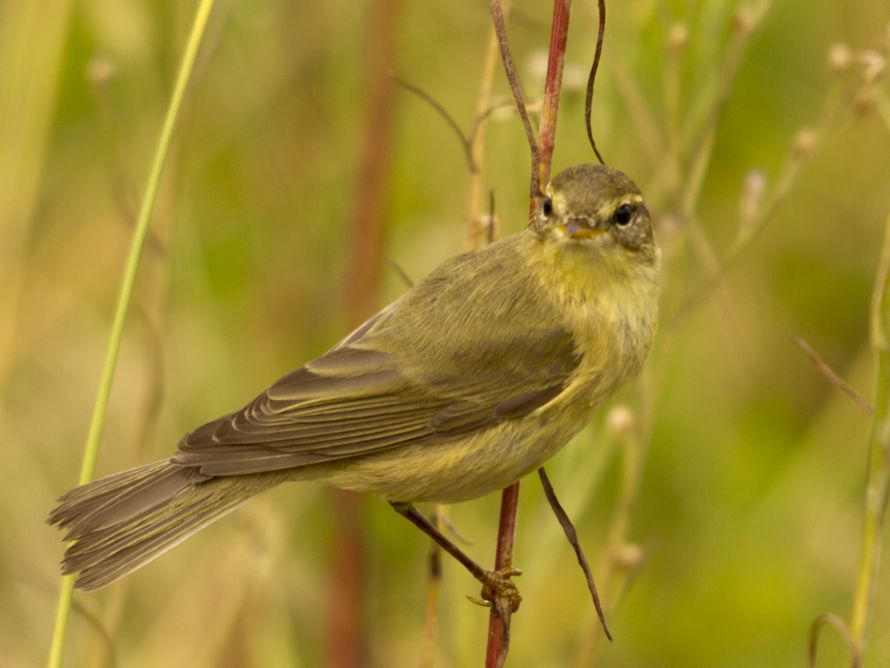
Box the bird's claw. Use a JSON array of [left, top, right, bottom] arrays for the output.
[[479, 566, 522, 614]]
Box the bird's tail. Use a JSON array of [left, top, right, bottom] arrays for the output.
[[48, 460, 285, 590]]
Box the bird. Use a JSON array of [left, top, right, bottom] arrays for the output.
[[49, 162, 660, 594]]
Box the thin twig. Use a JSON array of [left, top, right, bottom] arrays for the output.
[[584, 0, 607, 164], [791, 336, 873, 415], [489, 0, 540, 201], [132, 306, 167, 457], [668, 26, 877, 330], [660, 22, 686, 199], [679, 6, 762, 221], [388, 258, 414, 288], [824, 42, 890, 658], [538, 468, 612, 640], [467, 7, 509, 248], [807, 613, 861, 668], [486, 190, 496, 245], [849, 209, 890, 657], [584, 403, 647, 663], [662, 7, 768, 351], [392, 74, 477, 173], [419, 511, 444, 668], [609, 56, 666, 166], [668, 128, 811, 329]]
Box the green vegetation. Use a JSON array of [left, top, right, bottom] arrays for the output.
[[1, 1, 888, 666]]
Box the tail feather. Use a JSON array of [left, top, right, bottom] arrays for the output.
[[48, 460, 285, 590], [50, 461, 209, 536]]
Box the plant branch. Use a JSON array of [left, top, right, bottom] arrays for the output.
[[467, 10, 509, 249], [668, 27, 880, 331], [538, 467, 611, 640], [584, 0, 607, 165], [849, 209, 890, 657], [485, 483, 521, 668], [535, 0, 572, 192], [45, 1, 216, 666], [679, 6, 764, 222], [484, 2, 575, 665], [791, 336, 873, 416], [392, 74, 478, 174], [489, 0, 540, 202], [807, 613, 861, 668], [419, 510, 444, 668], [668, 125, 811, 330]]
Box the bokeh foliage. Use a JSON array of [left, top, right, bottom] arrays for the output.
[[2, 0, 889, 666]]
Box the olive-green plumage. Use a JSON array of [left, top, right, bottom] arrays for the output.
[[49, 163, 660, 590]]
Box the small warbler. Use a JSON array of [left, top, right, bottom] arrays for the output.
[[49, 163, 659, 592]]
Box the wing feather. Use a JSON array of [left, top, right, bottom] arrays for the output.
[[174, 236, 584, 476]]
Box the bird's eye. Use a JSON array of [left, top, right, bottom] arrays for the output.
[[542, 197, 553, 218], [614, 203, 633, 226]]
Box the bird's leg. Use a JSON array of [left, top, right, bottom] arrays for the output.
[[390, 502, 522, 611]]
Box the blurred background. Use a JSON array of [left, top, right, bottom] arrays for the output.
[[2, 0, 890, 666]]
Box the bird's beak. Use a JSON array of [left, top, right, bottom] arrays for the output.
[[561, 217, 605, 240]]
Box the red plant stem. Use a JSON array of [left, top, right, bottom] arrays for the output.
[[328, 1, 401, 666], [485, 482, 521, 668], [490, 0, 539, 203], [328, 491, 366, 668], [536, 0, 572, 192], [343, 0, 401, 321], [485, 1, 574, 664]]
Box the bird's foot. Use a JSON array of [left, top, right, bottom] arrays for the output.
[[477, 566, 522, 615]]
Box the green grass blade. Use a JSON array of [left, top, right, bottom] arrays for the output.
[[46, 1, 217, 665], [850, 211, 890, 658]]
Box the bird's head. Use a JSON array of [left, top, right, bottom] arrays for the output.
[[533, 164, 657, 269]]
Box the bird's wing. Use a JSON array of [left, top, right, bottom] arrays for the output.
[[174, 236, 583, 476]]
